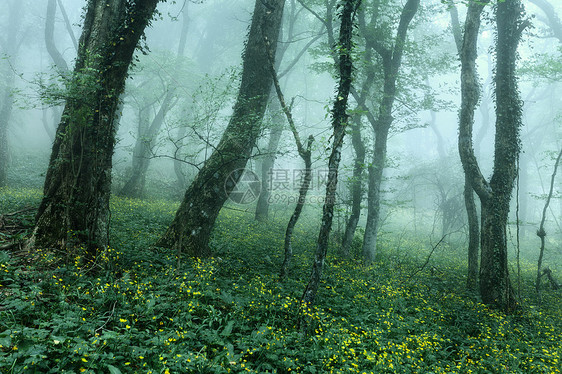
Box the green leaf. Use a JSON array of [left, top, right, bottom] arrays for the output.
[[107, 364, 122, 374], [221, 321, 234, 337]]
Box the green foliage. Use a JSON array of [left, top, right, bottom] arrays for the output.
[[1, 190, 561, 373]]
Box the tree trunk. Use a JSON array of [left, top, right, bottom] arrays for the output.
[[464, 176, 480, 290], [155, 0, 285, 257], [361, 0, 419, 265], [535, 148, 562, 298], [341, 120, 365, 257], [255, 99, 284, 221], [451, 5, 481, 291], [301, 0, 360, 306], [30, 0, 161, 259], [458, 0, 525, 311], [0, 0, 23, 187]]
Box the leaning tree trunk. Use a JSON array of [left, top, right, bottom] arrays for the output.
[[265, 44, 315, 279], [301, 0, 360, 306], [361, 0, 419, 265], [30, 0, 161, 259], [156, 0, 285, 257]]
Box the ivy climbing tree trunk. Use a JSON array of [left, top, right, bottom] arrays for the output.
[[301, 0, 360, 306], [30, 0, 161, 259], [361, 0, 419, 265], [458, 0, 527, 312], [156, 0, 285, 257]]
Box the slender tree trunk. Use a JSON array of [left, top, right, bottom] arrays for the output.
[[30, 0, 161, 258], [156, 0, 285, 257], [265, 39, 315, 278], [361, 0, 419, 265], [255, 99, 284, 221], [535, 148, 562, 298], [0, 1, 23, 187], [301, 0, 360, 306], [341, 120, 365, 257], [450, 5, 480, 291]]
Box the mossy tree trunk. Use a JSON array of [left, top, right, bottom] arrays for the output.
[[458, 0, 526, 311], [156, 0, 285, 257], [31, 0, 161, 258], [301, 0, 361, 306]]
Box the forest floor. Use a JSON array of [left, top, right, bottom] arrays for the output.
[[0, 187, 561, 373]]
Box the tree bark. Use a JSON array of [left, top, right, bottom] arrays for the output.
[[458, 0, 526, 311], [155, 0, 286, 257], [301, 0, 360, 306], [450, 4, 481, 291], [265, 42, 315, 279], [340, 119, 365, 258], [361, 0, 419, 265], [254, 99, 284, 221], [30, 0, 161, 258]]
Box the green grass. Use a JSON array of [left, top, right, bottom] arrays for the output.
[[0, 188, 561, 373]]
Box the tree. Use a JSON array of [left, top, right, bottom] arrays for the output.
[[0, 0, 24, 187], [361, 0, 420, 264], [30, 0, 161, 259], [119, 9, 189, 199], [301, 0, 360, 306], [458, 0, 528, 311], [156, 0, 285, 257], [450, 3, 482, 291]]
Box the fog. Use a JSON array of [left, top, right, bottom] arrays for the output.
[[1, 0, 560, 262]]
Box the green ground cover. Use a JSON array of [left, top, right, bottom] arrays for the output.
[[0, 188, 561, 373]]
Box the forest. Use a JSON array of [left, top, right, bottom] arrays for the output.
[[0, 0, 561, 372]]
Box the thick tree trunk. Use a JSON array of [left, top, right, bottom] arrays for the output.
[[301, 0, 360, 306], [156, 0, 285, 257], [31, 0, 161, 258], [479, 0, 526, 311], [361, 0, 419, 265]]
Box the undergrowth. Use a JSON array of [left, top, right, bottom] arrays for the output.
[[0, 188, 561, 373]]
